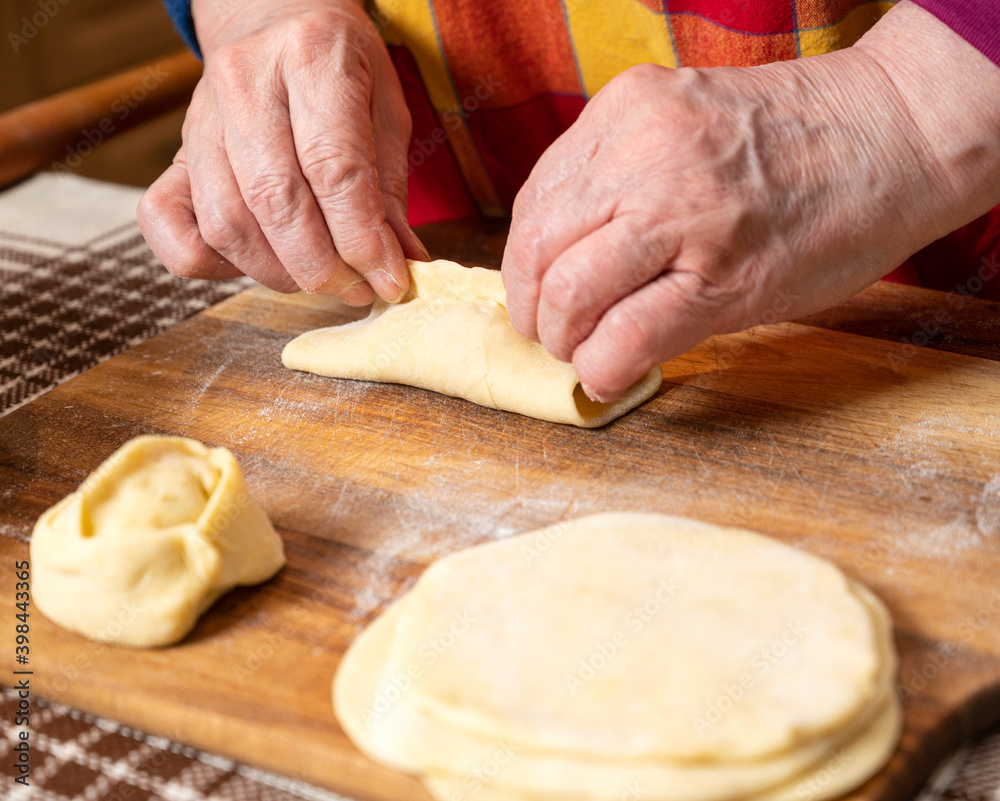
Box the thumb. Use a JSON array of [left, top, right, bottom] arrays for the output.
[[572, 269, 720, 403]]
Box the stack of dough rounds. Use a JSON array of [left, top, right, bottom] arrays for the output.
[[31, 436, 286, 647], [282, 259, 662, 427], [335, 513, 901, 801]]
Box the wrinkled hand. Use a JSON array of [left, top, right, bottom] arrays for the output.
[[138, 0, 426, 304], [502, 2, 1000, 401]]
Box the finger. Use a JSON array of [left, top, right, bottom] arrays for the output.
[[137, 159, 244, 282], [501, 119, 619, 341], [535, 213, 681, 362], [371, 58, 429, 266], [222, 77, 376, 306], [572, 270, 718, 402], [188, 135, 299, 293], [288, 55, 409, 300], [503, 68, 659, 340]]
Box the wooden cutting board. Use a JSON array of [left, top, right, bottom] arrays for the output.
[[2, 218, 1000, 801]]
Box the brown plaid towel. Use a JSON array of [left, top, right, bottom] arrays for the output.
[[0, 173, 252, 417], [1, 173, 998, 800], [916, 729, 1000, 801], [1, 686, 998, 801], [0, 688, 351, 801]]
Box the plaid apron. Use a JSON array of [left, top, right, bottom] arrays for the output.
[[382, 0, 1000, 299]]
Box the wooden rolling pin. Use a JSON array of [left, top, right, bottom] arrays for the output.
[[0, 50, 201, 188]]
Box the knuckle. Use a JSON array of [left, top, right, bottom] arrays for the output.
[[163, 249, 214, 280], [197, 204, 247, 255], [206, 44, 251, 84], [603, 304, 659, 358], [279, 12, 374, 77], [301, 145, 374, 202], [279, 13, 331, 46], [135, 189, 160, 233], [508, 214, 542, 264], [243, 173, 302, 227], [280, 11, 361, 49], [607, 63, 667, 103], [541, 266, 591, 319], [626, 62, 670, 84], [511, 190, 534, 222], [378, 168, 408, 207]]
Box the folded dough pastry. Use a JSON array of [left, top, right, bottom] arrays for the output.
[[282, 259, 662, 427], [31, 436, 286, 647]]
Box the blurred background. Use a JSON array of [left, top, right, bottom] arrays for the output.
[[0, 0, 187, 186]]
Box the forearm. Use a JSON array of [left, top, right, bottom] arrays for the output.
[[191, 0, 365, 56], [856, 1, 1000, 243], [732, 0, 1000, 295]]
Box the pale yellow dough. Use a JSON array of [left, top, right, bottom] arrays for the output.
[[282, 259, 662, 427], [31, 436, 286, 647], [423, 699, 901, 801], [334, 513, 901, 801]]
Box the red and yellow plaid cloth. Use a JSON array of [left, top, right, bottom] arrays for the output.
[[386, 0, 1000, 300], [385, 0, 895, 217]]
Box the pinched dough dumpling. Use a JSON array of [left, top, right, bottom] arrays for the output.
[[335, 513, 902, 801], [282, 259, 662, 427], [31, 436, 285, 647]]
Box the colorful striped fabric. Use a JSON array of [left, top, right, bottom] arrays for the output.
[[160, 0, 1000, 300], [379, 0, 897, 221], [381, 0, 999, 300]]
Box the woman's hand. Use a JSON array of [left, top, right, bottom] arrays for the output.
[[138, 0, 426, 304], [502, 1, 1000, 401]]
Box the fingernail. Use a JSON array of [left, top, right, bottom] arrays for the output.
[[370, 270, 406, 303], [581, 383, 607, 404]]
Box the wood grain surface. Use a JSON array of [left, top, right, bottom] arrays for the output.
[[2, 218, 1000, 801]]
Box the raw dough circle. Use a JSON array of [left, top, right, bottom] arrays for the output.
[[334, 513, 901, 801], [337, 583, 898, 801]]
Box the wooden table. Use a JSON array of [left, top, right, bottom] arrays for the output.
[[2, 218, 999, 801]]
